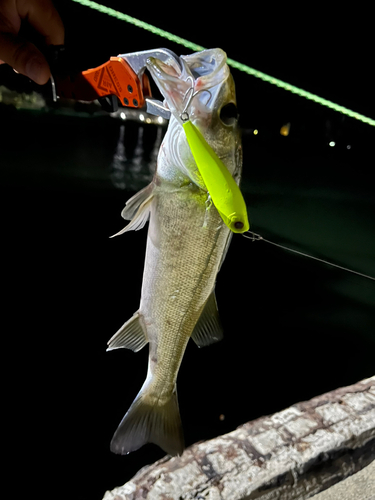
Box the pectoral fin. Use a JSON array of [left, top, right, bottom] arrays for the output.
[[107, 312, 148, 352], [191, 291, 223, 347]]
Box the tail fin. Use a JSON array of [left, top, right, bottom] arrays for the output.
[[110, 385, 184, 456]]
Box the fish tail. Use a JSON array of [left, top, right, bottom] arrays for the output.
[[110, 384, 184, 456]]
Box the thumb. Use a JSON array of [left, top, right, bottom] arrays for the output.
[[0, 31, 51, 84]]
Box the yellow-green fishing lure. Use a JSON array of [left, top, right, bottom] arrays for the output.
[[182, 119, 249, 234]]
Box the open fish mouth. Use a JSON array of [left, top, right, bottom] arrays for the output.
[[146, 48, 230, 120]]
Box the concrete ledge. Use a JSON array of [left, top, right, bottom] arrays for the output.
[[103, 376, 375, 499]]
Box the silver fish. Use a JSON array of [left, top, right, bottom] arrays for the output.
[[108, 48, 243, 456]]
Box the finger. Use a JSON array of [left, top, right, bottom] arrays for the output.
[[0, 31, 51, 84], [18, 0, 65, 45]]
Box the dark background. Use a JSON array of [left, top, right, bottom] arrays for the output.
[[1, 2, 374, 499]]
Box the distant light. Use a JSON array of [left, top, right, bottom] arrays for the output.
[[253, 129, 259, 135], [219, 414, 225, 421], [66, 0, 375, 128], [347, 144, 352, 149], [139, 114, 145, 121], [329, 141, 336, 147], [120, 112, 126, 120], [157, 116, 164, 124], [280, 122, 291, 136]]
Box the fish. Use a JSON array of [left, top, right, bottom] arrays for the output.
[[107, 48, 243, 456]]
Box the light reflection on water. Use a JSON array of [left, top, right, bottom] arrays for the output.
[[109, 123, 164, 191]]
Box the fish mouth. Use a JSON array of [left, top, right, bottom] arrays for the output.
[[183, 49, 229, 91], [146, 49, 230, 120]]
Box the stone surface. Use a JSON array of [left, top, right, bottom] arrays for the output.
[[310, 459, 375, 500], [103, 376, 375, 499]]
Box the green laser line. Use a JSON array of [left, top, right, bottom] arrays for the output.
[[227, 58, 375, 127], [71, 0, 375, 127], [70, 0, 204, 52]]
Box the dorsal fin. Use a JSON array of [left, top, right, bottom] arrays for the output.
[[107, 312, 148, 352], [121, 182, 155, 220], [110, 193, 154, 237], [191, 291, 223, 347]]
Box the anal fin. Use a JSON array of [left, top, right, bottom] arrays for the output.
[[107, 312, 148, 352], [191, 291, 223, 347]]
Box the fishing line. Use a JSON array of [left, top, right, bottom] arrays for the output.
[[243, 231, 375, 281], [70, 0, 375, 127], [69, 1, 374, 280], [70, 0, 204, 52]]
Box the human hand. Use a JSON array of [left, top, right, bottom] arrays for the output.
[[0, 0, 64, 84]]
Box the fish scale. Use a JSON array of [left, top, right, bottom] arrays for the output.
[[142, 189, 230, 399], [146, 189, 229, 364]]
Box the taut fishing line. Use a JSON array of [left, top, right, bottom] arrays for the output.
[[243, 231, 375, 281], [70, 0, 374, 281], [71, 0, 375, 127]]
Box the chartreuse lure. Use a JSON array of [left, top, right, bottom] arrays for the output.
[[182, 119, 249, 234]]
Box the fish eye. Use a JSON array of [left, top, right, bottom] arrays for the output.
[[219, 103, 238, 126]]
